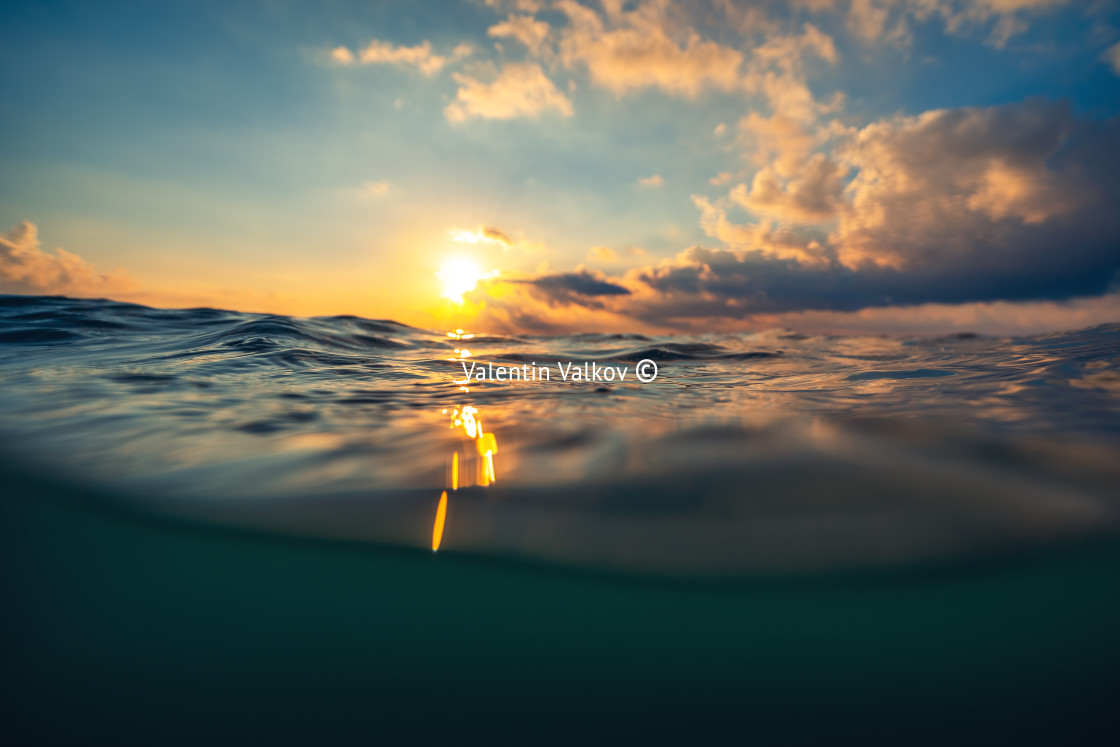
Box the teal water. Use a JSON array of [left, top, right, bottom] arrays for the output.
[[4, 467, 1120, 744]]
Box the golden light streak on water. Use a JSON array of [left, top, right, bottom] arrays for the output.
[[435, 328, 499, 545], [477, 431, 497, 456], [432, 491, 448, 551], [461, 406, 478, 438]]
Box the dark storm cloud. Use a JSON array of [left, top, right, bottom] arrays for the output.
[[505, 100, 1120, 325], [516, 269, 632, 299], [630, 239, 1120, 323]]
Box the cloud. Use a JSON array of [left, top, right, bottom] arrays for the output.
[[586, 245, 649, 263], [731, 154, 846, 223], [331, 39, 469, 75], [693, 194, 831, 264], [847, 0, 909, 45], [555, 0, 745, 97], [0, 222, 135, 297], [480, 226, 513, 244], [1103, 41, 1120, 76], [484, 0, 545, 12], [845, 0, 1071, 50], [517, 268, 631, 299], [330, 47, 355, 65], [445, 62, 573, 122], [761, 292, 1120, 336], [468, 98, 1120, 329], [752, 22, 839, 69], [588, 245, 617, 261], [740, 24, 843, 126], [833, 97, 1091, 268], [489, 14, 552, 55], [449, 225, 544, 252], [706, 22, 846, 221], [638, 174, 664, 187]]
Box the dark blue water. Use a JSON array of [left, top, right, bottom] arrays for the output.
[[2, 293, 1119, 577]]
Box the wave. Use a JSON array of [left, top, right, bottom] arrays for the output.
[[1, 294, 1119, 578]]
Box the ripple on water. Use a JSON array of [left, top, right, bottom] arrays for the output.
[[0, 295, 1118, 577]]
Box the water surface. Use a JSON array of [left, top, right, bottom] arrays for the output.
[[2, 293, 1119, 577]]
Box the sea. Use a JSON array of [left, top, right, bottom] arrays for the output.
[[2, 292, 1119, 743]]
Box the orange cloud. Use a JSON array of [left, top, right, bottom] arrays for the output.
[[555, 0, 744, 97], [464, 100, 1120, 333], [330, 47, 354, 65], [445, 62, 572, 122], [0, 222, 135, 297], [731, 154, 846, 224], [834, 98, 1088, 268], [332, 38, 470, 75], [587, 245, 617, 261], [488, 14, 551, 55]]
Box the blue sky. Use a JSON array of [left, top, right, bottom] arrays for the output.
[[2, 0, 1119, 333]]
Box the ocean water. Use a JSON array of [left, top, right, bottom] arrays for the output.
[[5, 293, 1120, 744], [2, 293, 1119, 577]]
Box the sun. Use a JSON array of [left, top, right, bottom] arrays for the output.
[[437, 257, 485, 304]]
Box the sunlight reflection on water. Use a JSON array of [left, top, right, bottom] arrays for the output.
[[1, 295, 1119, 576], [433, 337, 502, 552]]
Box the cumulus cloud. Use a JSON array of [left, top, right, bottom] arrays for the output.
[[638, 174, 664, 187], [0, 222, 135, 297], [694, 195, 831, 264], [710, 22, 846, 232], [469, 98, 1120, 329], [834, 97, 1091, 268], [732, 154, 846, 223], [555, 0, 745, 97], [445, 62, 572, 122]]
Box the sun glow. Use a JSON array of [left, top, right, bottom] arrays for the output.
[[437, 257, 493, 304]]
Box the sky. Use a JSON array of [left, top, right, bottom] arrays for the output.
[[2, 0, 1120, 335]]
